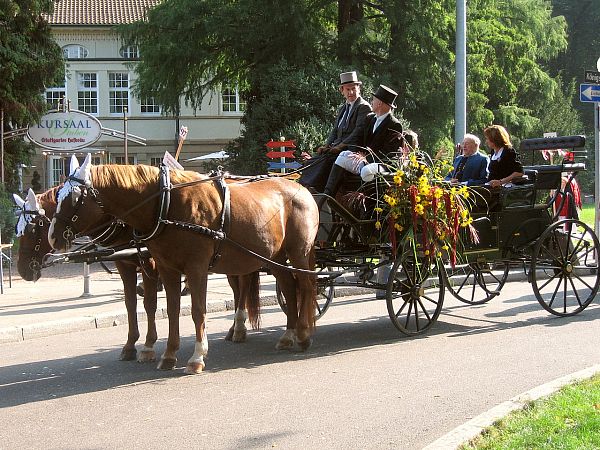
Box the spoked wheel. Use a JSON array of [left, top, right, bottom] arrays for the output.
[[531, 219, 600, 316], [276, 267, 335, 320], [386, 255, 444, 335], [444, 260, 510, 305]]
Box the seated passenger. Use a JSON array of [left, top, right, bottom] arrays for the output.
[[321, 84, 403, 199], [483, 124, 523, 188], [445, 133, 489, 186]]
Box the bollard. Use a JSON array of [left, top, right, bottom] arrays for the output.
[[81, 262, 91, 297]]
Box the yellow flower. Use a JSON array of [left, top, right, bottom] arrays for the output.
[[415, 195, 421, 203], [394, 223, 404, 232], [383, 195, 397, 207], [375, 221, 382, 230], [374, 207, 383, 213], [414, 204, 425, 215], [433, 188, 444, 199], [461, 209, 469, 219], [442, 245, 449, 251], [424, 250, 430, 255]]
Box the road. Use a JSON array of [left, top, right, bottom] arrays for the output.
[[1, 280, 599, 449]]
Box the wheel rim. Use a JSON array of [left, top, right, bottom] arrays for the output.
[[444, 260, 509, 305], [276, 267, 335, 320], [386, 256, 444, 335], [531, 219, 600, 316]]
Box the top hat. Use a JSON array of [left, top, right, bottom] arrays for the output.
[[373, 84, 397, 108], [339, 71, 362, 85]]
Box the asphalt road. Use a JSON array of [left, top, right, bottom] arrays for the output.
[[1, 280, 600, 450]]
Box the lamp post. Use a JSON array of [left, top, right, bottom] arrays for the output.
[[455, 0, 467, 144], [123, 106, 128, 164], [1, 108, 4, 185]]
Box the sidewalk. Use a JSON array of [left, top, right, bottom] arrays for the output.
[[0, 260, 280, 344]]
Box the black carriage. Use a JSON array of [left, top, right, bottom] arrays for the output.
[[280, 135, 600, 335]]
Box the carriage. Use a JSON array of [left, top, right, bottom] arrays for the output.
[[276, 134, 600, 335], [18, 134, 598, 373]]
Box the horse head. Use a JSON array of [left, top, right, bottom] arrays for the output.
[[14, 188, 52, 281], [49, 154, 106, 252]]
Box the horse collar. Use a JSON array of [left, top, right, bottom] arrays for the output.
[[132, 163, 172, 243]]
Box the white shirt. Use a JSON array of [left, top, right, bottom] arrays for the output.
[[491, 147, 504, 161], [373, 111, 391, 132]]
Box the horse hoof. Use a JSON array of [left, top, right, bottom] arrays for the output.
[[297, 337, 312, 351], [137, 350, 156, 363], [276, 337, 294, 350], [119, 348, 137, 361], [184, 362, 205, 375], [157, 357, 177, 370], [232, 330, 247, 343], [225, 328, 234, 341]]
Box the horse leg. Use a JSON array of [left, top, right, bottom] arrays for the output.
[[287, 248, 317, 351], [138, 258, 158, 363], [225, 275, 247, 342], [272, 268, 298, 350], [157, 267, 182, 371], [115, 261, 140, 361], [184, 272, 209, 375]]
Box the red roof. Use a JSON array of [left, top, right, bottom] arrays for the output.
[[47, 0, 162, 25]]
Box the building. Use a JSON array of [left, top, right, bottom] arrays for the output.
[[30, 0, 243, 190]]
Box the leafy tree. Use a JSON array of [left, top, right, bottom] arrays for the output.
[[0, 0, 64, 190]]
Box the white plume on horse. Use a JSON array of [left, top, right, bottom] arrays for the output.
[[14, 188, 40, 237], [57, 154, 92, 204]]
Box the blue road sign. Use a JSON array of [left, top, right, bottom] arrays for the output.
[[580, 84, 600, 102], [267, 161, 302, 170]]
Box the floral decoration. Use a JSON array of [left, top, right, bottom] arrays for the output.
[[369, 150, 479, 266]]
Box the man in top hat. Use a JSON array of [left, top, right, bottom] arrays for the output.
[[317, 71, 373, 154], [321, 84, 403, 198], [298, 71, 372, 192]]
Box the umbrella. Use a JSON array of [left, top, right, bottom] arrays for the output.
[[185, 150, 229, 161]]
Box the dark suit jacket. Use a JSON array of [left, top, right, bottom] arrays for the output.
[[361, 113, 403, 161], [487, 147, 523, 181], [445, 151, 489, 186], [325, 97, 372, 147]]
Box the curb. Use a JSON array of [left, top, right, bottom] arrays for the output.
[[423, 363, 600, 449], [0, 286, 372, 344]]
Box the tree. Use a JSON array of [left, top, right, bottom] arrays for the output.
[[124, 0, 579, 171], [0, 0, 64, 190]]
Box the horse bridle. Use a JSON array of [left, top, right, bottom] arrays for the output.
[[20, 211, 52, 273]]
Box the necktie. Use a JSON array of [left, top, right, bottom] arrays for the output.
[[339, 104, 350, 128], [373, 117, 383, 132], [453, 156, 468, 180]]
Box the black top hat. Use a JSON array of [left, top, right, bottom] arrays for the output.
[[373, 84, 397, 108]]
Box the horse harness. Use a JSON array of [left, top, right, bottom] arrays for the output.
[[20, 209, 51, 272]]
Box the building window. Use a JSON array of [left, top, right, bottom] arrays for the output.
[[77, 72, 98, 114], [150, 157, 163, 166], [45, 80, 66, 109], [141, 97, 161, 115], [109, 72, 129, 114], [113, 155, 136, 165], [221, 85, 246, 113], [63, 44, 88, 59], [119, 45, 139, 59]]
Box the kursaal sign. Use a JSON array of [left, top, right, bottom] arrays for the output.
[[27, 110, 102, 151]]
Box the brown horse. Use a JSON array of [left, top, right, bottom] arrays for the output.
[[15, 186, 161, 363], [48, 158, 319, 374]]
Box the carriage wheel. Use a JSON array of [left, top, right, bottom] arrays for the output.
[[276, 267, 335, 321], [386, 255, 444, 335], [531, 219, 600, 316], [444, 260, 510, 305]]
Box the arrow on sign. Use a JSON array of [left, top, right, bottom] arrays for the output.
[[266, 140, 296, 148], [580, 84, 600, 102], [266, 150, 296, 159], [267, 161, 302, 170]]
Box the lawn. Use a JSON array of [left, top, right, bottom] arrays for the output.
[[579, 203, 595, 228], [461, 374, 600, 449]]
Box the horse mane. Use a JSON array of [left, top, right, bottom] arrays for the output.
[[92, 164, 205, 190], [38, 186, 60, 207]]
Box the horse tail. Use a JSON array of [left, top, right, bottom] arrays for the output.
[[298, 246, 317, 330], [245, 271, 261, 329]]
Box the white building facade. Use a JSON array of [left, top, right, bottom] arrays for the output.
[[31, 0, 243, 190]]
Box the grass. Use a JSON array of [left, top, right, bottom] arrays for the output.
[[460, 374, 600, 449], [580, 203, 595, 228]]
